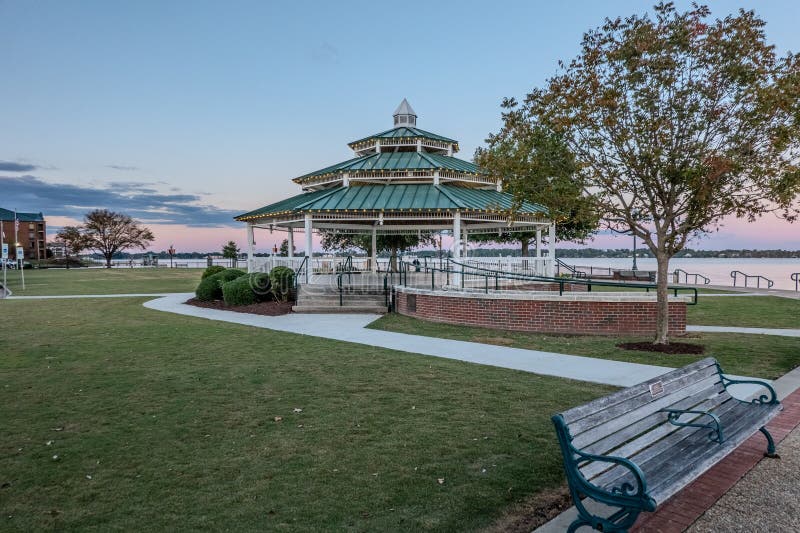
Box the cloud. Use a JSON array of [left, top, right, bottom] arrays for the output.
[[0, 175, 241, 227], [106, 164, 139, 171], [0, 160, 38, 172]]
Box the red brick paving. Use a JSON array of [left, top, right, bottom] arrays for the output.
[[632, 388, 800, 532]]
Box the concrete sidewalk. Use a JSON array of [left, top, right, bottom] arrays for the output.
[[6, 292, 187, 299], [687, 324, 800, 337], [143, 293, 675, 387]]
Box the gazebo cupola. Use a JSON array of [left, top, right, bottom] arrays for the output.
[[393, 98, 417, 127], [236, 100, 556, 279]]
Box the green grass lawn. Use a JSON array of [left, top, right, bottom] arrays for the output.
[[3, 267, 203, 296], [687, 296, 800, 329], [0, 298, 613, 532], [369, 314, 800, 380]]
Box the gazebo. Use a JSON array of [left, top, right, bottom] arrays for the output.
[[235, 100, 556, 281]]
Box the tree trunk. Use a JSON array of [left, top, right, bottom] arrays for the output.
[[521, 238, 530, 258], [104, 252, 112, 268], [654, 252, 671, 344]]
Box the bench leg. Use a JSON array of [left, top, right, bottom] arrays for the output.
[[759, 426, 780, 458]]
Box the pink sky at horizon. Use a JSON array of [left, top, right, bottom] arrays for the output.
[[42, 213, 796, 255]]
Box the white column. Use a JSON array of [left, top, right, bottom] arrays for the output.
[[496, 179, 502, 192], [433, 171, 440, 185], [246, 223, 255, 273], [304, 213, 313, 282], [371, 226, 377, 273], [452, 212, 461, 259], [287, 227, 294, 259], [547, 223, 556, 277], [535, 227, 542, 276], [462, 228, 468, 258], [452, 212, 461, 287]]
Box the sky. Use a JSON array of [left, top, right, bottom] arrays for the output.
[[1, 0, 799, 254]]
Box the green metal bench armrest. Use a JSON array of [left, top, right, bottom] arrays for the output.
[[552, 415, 656, 512], [659, 408, 724, 443], [569, 446, 654, 506], [715, 363, 779, 405]]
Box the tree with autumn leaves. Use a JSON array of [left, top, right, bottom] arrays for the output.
[[486, 3, 800, 343]]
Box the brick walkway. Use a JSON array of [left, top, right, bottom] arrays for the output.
[[632, 388, 800, 532]]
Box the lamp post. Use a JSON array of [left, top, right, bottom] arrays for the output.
[[168, 245, 176, 268]]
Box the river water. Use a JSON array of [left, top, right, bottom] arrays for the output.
[[562, 257, 800, 291], [107, 256, 800, 291]]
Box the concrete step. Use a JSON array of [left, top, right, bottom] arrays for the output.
[[297, 286, 386, 296], [297, 298, 386, 306], [292, 304, 388, 314]]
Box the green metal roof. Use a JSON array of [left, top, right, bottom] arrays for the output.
[[0, 208, 44, 222], [295, 151, 482, 180], [235, 184, 547, 221], [348, 126, 457, 146]]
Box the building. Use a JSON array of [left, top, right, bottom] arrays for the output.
[[236, 100, 555, 279], [0, 208, 47, 260]]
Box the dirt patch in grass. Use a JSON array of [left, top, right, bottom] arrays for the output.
[[186, 298, 293, 316], [471, 335, 516, 347], [482, 486, 572, 533], [616, 341, 705, 355]]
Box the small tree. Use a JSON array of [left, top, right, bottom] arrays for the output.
[[79, 210, 155, 268], [279, 238, 293, 256], [55, 225, 89, 268], [222, 240, 240, 268], [509, 3, 800, 343]]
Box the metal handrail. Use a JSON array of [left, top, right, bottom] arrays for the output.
[[412, 258, 699, 305], [791, 273, 800, 291], [730, 270, 774, 289], [673, 268, 711, 285], [293, 256, 309, 290]]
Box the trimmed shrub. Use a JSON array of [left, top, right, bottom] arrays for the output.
[[202, 265, 226, 279], [249, 272, 272, 301], [221, 273, 272, 306], [222, 275, 257, 306], [269, 266, 295, 302], [195, 269, 245, 301]]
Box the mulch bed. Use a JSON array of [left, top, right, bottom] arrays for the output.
[[616, 341, 705, 355], [185, 298, 293, 316]]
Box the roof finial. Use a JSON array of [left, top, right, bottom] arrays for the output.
[[393, 98, 417, 127]]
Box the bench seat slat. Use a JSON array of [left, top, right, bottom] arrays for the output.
[[589, 396, 743, 489], [572, 374, 723, 449], [569, 364, 721, 438], [596, 402, 779, 504], [646, 403, 780, 503], [562, 358, 717, 425], [579, 390, 733, 480], [580, 379, 728, 458]]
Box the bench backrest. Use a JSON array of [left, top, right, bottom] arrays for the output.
[[556, 357, 730, 481]]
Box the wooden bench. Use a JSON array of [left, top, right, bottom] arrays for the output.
[[552, 357, 781, 532]]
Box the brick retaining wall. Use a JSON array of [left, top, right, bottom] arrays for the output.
[[394, 287, 686, 336]]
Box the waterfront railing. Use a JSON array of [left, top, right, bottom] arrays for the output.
[[730, 270, 774, 289]]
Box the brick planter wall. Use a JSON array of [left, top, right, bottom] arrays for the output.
[[394, 287, 687, 336]]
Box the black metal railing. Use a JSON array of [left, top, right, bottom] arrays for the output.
[[673, 268, 711, 285], [730, 270, 774, 289], [293, 256, 309, 289], [404, 258, 698, 304], [791, 272, 800, 291]]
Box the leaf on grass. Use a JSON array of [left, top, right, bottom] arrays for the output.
[[273, 416, 283, 422], [293, 408, 303, 413], [437, 478, 445, 485]]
